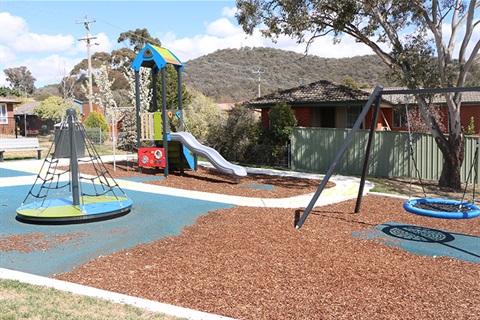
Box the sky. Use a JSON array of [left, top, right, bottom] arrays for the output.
[[0, 0, 378, 88]]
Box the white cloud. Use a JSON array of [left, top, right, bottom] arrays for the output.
[[23, 54, 83, 86], [74, 32, 114, 55], [206, 17, 242, 38], [164, 15, 376, 63], [1, 12, 75, 54], [0, 45, 16, 66], [0, 74, 7, 87], [222, 6, 237, 18], [0, 11, 115, 87], [0, 12, 28, 43], [12, 33, 75, 54]]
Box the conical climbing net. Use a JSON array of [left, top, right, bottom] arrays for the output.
[[19, 112, 130, 214]]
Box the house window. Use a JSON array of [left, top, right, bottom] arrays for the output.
[[0, 103, 8, 124], [393, 107, 406, 128], [312, 107, 336, 127], [346, 106, 361, 128]]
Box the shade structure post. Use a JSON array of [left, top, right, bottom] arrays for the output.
[[161, 67, 169, 177], [135, 70, 142, 150], [67, 108, 80, 206]]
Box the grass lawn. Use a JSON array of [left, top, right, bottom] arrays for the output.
[[0, 279, 183, 320]]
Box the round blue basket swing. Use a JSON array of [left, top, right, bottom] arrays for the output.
[[403, 197, 480, 219], [402, 97, 480, 220]]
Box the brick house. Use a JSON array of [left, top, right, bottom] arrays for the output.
[[244, 80, 480, 132], [0, 97, 21, 137], [244, 80, 393, 130], [380, 89, 480, 132], [13, 101, 52, 136]]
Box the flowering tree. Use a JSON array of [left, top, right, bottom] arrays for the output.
[[124, 67, 152, 111], [407, 105, 446, 133]]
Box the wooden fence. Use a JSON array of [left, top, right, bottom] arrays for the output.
[[291, 127, 480, 183]]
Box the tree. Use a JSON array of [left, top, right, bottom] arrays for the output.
[[84, 110, 110, 132], [88, 65, 117, 110], [117, 109, 138, 153], [3, 66, 36, 95], [264, 102, 297, 146], [84, 110, 110, 144], [34, 96, 75, 124], [124, 66, 152, 111], [407, 105, 446, 133], [183, 88, 226, 143], [0, 86, 22, 97], [236, 0, 480, 189], [153, 65, 192, 111], [211, 104, 260, 163], [117, 28, 161, 52]]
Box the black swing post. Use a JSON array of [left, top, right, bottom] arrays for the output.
[[354, 91, 383, 213], [295, 85, 384, 229]]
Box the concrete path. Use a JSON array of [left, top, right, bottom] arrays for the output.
[[0, 156, 374, 209]]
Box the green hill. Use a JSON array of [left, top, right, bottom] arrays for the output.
[[182, 47, 394, 102]]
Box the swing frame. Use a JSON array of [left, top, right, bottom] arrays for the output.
[[295, 85, 480, 229]]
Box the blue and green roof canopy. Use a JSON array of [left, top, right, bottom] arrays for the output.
[[131, 44, 184, 72]]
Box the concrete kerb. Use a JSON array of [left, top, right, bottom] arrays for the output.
[[0, 156, 376, 320], [0, 268, 235, 320]]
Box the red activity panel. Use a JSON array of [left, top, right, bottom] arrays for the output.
[[138, 147, 166, 168]]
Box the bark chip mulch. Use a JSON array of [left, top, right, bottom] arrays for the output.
[[47, 163, 479, 319]]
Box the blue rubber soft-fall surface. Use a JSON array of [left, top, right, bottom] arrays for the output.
[[353, 222, 480, 264], [0, 183, 233, 277]]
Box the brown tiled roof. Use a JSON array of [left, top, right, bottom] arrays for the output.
[[244, 80, 372, 106], [0, 97, 21, 104], [363, 87, 480, 105], [14, 101, 41, 115]]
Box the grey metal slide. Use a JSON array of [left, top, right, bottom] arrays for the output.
[[169, 132, 247, 178]]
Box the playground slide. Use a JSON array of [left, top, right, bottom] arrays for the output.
[[169, 132, 247, 178]]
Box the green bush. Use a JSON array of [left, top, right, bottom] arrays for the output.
[[84, 111, 110, 132], [83, 111, 110, 144]]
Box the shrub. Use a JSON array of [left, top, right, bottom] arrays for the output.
[[83, 111, 110, 144]]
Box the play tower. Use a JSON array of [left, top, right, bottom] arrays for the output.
[[131, 44, 246, 178]]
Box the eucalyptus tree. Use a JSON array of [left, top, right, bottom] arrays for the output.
[[236, 0, 480, 188], [3, 66, 36, 95]]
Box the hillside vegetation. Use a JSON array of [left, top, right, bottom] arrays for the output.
[[182, 47, 393, 102]]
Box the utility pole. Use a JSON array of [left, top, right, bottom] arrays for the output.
[[252, 68, 266, 97], [77, 15, 97, 115]]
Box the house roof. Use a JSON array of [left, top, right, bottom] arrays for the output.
[[244, 80, 373, 107], [0, 97, 21, 104], [364, 87, 480, 105], [14, 101, 41, 115]]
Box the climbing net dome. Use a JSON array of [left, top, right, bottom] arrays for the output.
[[16, 108, 132, 224]]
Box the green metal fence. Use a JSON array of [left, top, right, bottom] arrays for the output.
[[291, 127, 480, 183]]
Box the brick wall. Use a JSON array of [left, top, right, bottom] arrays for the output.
[[294, 107, 312, 127]]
